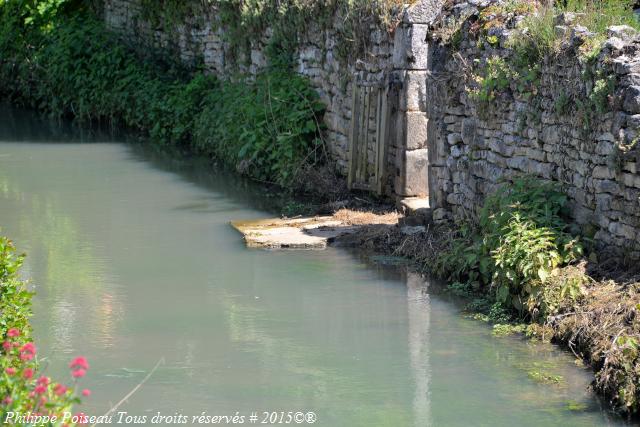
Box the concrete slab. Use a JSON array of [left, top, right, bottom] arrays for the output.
[[231, 217, 360, 249]]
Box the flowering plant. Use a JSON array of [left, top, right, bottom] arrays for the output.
[[1, 327, 91, 425], [1, 235, 89, 425]]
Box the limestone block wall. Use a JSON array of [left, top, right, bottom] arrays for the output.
[[425, 1, 640, 258], [103, 0, 444, 197]]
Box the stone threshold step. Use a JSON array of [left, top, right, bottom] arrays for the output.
[[398, 197, 432, 226]]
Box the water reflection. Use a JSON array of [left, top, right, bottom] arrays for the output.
[[0, 153, 122, 355], [0, 103, 124, 143], [406, 273, 432, 427]]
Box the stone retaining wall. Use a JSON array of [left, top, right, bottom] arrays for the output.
[[426, 1, 640, 258], [103, 0, 443, 197]]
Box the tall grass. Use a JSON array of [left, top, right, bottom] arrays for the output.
[[506, 0, 639, 65], [562, 0, 640, 34], [507, 5, 557, 65]]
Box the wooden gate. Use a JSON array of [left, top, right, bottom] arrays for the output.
[[347, 81, 389, 194]]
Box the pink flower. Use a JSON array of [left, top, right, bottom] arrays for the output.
[[34, 385, 46, 394], [5, 367, 16, 375], [23, 368, 34, 379], [2, 396, 11, 405], [2, 341, 11, 352], [71, 368, 86, 378], [82, 388, 91, 397], [53, 384, 67, 396], [36, 376, 50, 386], [7, 328, 20, 338], [21, 342, 35, 353], [20, 342, 36, 361], [69, 356, 89, 371]]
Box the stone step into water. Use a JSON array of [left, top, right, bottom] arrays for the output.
[[230, 217, 362, 249]]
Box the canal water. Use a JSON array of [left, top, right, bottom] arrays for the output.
[[0, 107, 628, 426]]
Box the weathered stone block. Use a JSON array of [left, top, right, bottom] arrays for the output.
[[593, 165, 616, 180], [399, 70, 428, 112], [393, 24, 430, 70], [608, 25, 639, 41], [621, 173, 640, 189], [403, 0, 446, 24], [594, 179, 621, 194], [623, 162, 638, 174], [623, 86, 640, 113], [609, 221, 637, 240], [405, 112, 429, 150], [615, 57, 640, 75], [396, 149, 429, 197], [451, 145, 465, 158], [432, 207, 449, 222], [488, 138, 514, 157], [461, 118, 476, 145], [446, 192, 464, 205], [447, 133, 462, 145], [595, 140, 616, 156]]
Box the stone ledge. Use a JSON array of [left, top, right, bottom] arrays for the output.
[[231, 217, 361, 249]]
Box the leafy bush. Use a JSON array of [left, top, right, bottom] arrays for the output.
[[477, 0, 537, 32], [1, 235, 91, 424], [193, 69, 324, 185], [435, 178, 583, 317], [0, 1, 325, 188], [469, 56, 512, 103], [0, 237, 31, 343], [468, 54, 540, 106]]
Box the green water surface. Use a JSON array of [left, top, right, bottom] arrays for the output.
[[0, 107, 629, 426]]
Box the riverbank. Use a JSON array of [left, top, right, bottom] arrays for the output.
[[332, 206, 640, 416], [0, 1, 335, 195]]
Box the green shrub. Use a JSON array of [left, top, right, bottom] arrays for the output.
[[505, 0, 640, 67], [1, 235, 91, 424], [435, 178, 583, 317], [0, 1, 325, 188], [0, 236, 31, 342], [468, 56, 512, 102], [193, 68, 324, 186]]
